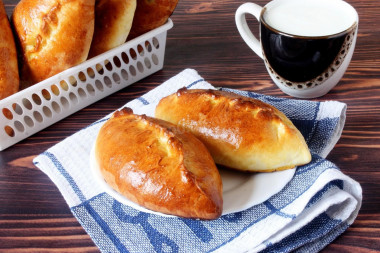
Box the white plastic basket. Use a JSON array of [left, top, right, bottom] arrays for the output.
[[0, 19, 173, 151]]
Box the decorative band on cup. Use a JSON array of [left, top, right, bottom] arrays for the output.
[[263, 26, 356, 90]]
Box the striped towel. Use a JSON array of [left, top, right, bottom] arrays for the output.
[[34, 68, 362, 252]]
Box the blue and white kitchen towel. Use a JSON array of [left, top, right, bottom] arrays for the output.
[[34, 69, 362, 252]]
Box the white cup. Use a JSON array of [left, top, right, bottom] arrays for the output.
[[235, 0, 359, 98]]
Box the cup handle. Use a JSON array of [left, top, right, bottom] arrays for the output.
[[235, 3, 263, 59]]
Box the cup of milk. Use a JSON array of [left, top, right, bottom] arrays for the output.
[[235, 0, 358, 98]]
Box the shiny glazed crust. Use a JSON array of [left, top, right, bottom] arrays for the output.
[[0, 0, 19, 99], [155, 88, 312, 172], [95, 108, 223, 219], [89, 0, 136, 58], [128, 0, 178, 40], [12, 0, 95, 88]]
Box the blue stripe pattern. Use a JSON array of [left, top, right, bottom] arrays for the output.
[[261, 213, 342, 252], [39, 152, 86, 202], [137, 97, 149, 105], [83, 200, 130, 253], [38, 153, 129, 253], [264, 202, 296, 219], [33, 74, 356, 253], [186, 78, 204, 88]]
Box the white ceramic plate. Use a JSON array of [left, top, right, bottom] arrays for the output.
[[220, 166, 295, 214], [90, 145, 295, 217]]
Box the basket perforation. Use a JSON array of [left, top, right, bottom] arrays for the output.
[[0, 19, 173, 150]]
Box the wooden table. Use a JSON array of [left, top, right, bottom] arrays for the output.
[[1, 0, 379, 252]]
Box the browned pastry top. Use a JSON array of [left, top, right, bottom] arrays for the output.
[[155, 88, 312, 172], [89, 0, 136, 58], [0, 0, 19, 99], [95, 108, 223, 219], [12, 0, 95, 88], [128, 0, 178, 40]]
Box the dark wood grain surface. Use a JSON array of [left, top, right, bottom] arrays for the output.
[[1, 0, 379, 252]]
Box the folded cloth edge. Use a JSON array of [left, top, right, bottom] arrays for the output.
[[32, 68, 360, 253]]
